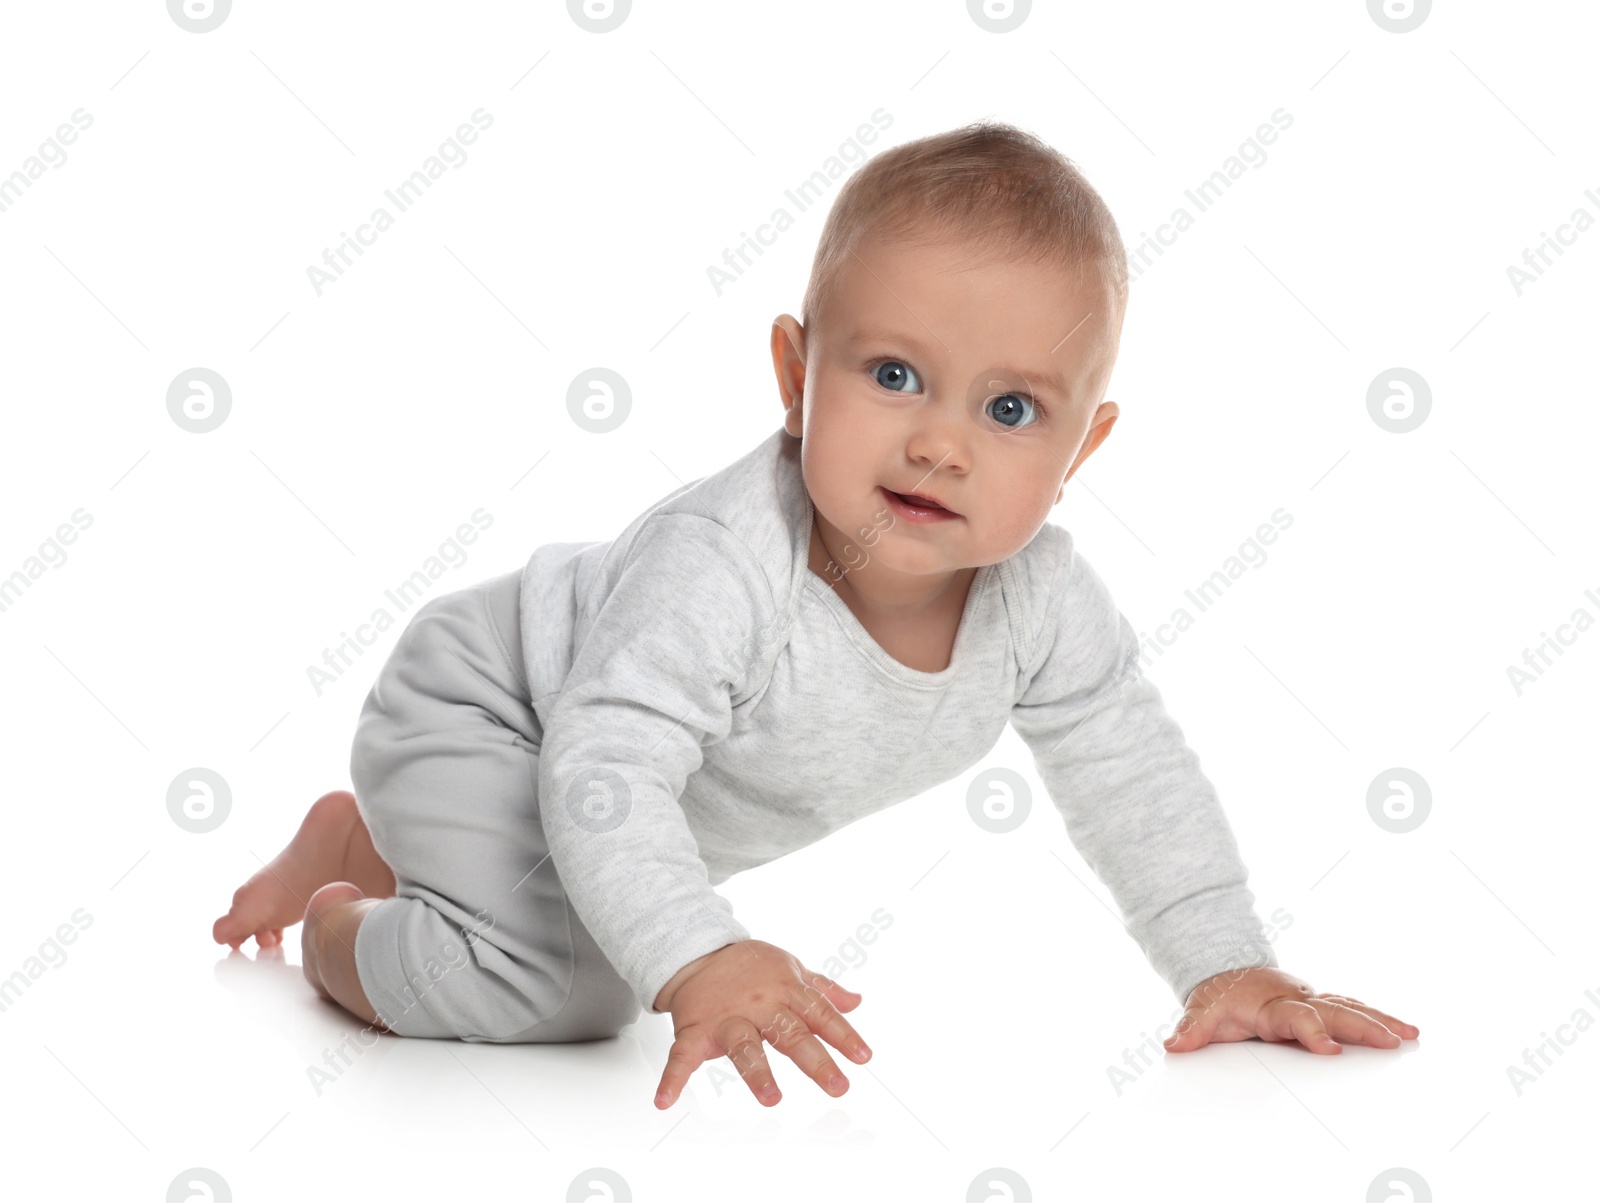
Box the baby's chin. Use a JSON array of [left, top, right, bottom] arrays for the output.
[[861, 538, 989, 579]]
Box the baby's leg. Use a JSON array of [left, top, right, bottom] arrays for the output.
[[211, 789, 396, 950], [342, 570, 641, 1042], [301, 883, 389, 1028]]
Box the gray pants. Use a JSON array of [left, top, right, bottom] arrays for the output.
[[349, 568, 643, 1042]]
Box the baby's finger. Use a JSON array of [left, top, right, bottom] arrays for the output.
[[761, 1007, 851, 1099], [1262, 998, 1341, 1054], [655, 1032, 714, 1109], [1319, 992, 1368, 1008], [1320, 995, 1418, 1038], [1318, 1001, 1401, 1048], [787, 982, 873, 1065], [718, 1016, 784, 1105], [1163, 1002, 1220, 1052], [801, 967, 863, 1014]]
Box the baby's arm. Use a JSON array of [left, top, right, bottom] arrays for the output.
[[1009, 533, 1417, 1052], [534, 515, 762, 1012], [533, 514, 871, 1104], [1010, 540, 1277, 1003]]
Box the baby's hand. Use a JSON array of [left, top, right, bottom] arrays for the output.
[[652, 939, 871, 1109], [1163, 966, 1419, 1055]]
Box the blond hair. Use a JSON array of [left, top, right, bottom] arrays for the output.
[[800, 121, 1128, 334]]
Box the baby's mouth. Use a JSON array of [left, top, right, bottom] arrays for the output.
[[882, 486, 960, 517]]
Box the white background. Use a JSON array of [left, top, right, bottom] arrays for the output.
[[1, 1, 1595, 1199]]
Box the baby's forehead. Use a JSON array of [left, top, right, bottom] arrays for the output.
[[827, 277, 1117, 348], [853, 239, 1116, 312]]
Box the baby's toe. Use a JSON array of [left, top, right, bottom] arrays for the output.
[[213, 912, 250, 947]]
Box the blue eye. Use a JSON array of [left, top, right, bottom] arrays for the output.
[[872, 360, 921, 393], [869, 358, 1047, 430], [986, 391, 1039, 429]]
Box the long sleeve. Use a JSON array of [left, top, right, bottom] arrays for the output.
[[1008, 533, 1277, 1004], [533, 513, 773, 1014]]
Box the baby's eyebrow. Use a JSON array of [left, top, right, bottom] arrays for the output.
[[847, 325, 1077, 398], [846, 324, 941, 355]]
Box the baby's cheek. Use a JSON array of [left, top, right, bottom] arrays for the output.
[[986, 502, 1051, 559]]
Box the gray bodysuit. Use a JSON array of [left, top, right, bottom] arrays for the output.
[[349, 426, 1276, 1042]]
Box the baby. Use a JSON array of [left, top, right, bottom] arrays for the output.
[[214, 121, 1418, 1109]]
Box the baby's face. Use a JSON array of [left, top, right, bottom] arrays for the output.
[[779, 231, 1122, 579]]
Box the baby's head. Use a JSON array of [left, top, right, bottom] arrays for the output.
[[773, 121, 1129, 577]]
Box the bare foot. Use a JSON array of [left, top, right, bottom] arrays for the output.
[[212, 790, 395, 951]]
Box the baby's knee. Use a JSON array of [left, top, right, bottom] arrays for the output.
[[356, 897, 569, 1041]]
